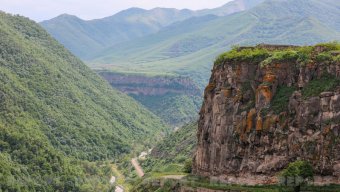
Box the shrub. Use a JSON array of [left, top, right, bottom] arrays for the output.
[[183, 159, 192, 173], [302, 74, 340, 98], [279, 160, 314, 192], [261, 50, 299, 67], [316, 52, 332, 63], [215, 47, 269, 65]]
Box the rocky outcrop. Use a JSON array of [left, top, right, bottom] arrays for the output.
[[98, 72, 201, 96], [193, 44, 340, 184]]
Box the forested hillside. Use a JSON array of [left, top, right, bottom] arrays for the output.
[[0, 12, 167, 191]]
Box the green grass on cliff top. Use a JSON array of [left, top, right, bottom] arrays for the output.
[[214, 42, 340, 66]]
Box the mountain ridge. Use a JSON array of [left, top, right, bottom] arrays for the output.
[[40, 0, 263, 59], [89, 0, 340, 88]]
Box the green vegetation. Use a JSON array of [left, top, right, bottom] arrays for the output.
[[261, 50, 299, 67], [141, 123, 197, 174], [0, 12, 167, 190], [316, 41, 340, 51], [215, 42, 339, 70], [271, 86, 296, 113], [279, 160, 314, 192], [316, 52, 333, 63], [215, 47, 269, 65], [132, 174, 340, 192], [131, 93, 201, 126], [280, 161, 314, 181], [302, 74, 340, 99], [183, 160, 193, 173]]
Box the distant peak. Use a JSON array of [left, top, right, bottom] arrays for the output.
[[118, 7, 146, 14], [40, 13, 82, 23], [53, 13, 81, 20], [58, 13, 77, 18]]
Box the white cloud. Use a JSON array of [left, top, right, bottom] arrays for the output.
[[0, 0, 232, 21]]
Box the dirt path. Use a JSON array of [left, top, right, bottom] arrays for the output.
[[131, 158, 144, 177]]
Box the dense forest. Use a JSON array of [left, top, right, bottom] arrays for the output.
[[0, 12, 168, 191]]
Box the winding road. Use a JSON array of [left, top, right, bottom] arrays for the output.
[[131, 158, 145, 177]]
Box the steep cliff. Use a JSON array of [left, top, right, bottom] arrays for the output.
[[194, 43, 340, 184], [99, 72, 200, 96], [99, 72, 202, 125]]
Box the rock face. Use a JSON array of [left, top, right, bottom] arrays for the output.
[[99, 72, 200, 96], [193, 44, 340, 184]]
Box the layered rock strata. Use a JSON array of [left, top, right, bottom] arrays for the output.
[[193, 44, 340, 184]]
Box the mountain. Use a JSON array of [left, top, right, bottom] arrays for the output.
[[194, 43, 340, 184], [197, 0, 265, 16], [40, 8, 196, 59], [90, 0, 340, 88], [0, 12, 167, 190], [40, 0, 264, 59]]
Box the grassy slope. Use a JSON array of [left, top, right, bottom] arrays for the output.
[[90, 0, 340, 88], [141, 123, 197, 173], [0, 12, 167, 190]]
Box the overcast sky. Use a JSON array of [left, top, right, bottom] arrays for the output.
[[0, 0, 233, 22]]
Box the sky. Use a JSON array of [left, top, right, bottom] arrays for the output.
[[0, 0, 233, 22]]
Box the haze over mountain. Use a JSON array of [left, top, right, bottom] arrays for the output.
[[89, 0, 340, 87], [40, 0, 264, 59]]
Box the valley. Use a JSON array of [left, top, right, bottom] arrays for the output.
[[0, 0, 340, 191], [98, 71, 201, 126]]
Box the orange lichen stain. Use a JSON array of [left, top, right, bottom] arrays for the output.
[[236, 65, 242, 77], [246, 108, 256, 133], [205, 83, 216, 92], [240, 133, 247, 142], [291, 144, 300, 152], [274, 63, 282, 68], [221, 88, 231, 97], [256, 115, 263, 131], [263, 115, 278, 131], [236, 117, 248, 142], [256, 85, 273, 103], [263, 116, 271, 131], [263, 73, 276, 83], [323, 125, 331, 135], [306, 62, 316, 69], [233, 89, 242, 103]]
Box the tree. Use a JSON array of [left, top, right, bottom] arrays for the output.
[[279, 160, 314, 192], [183, 159, 192, 173]]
